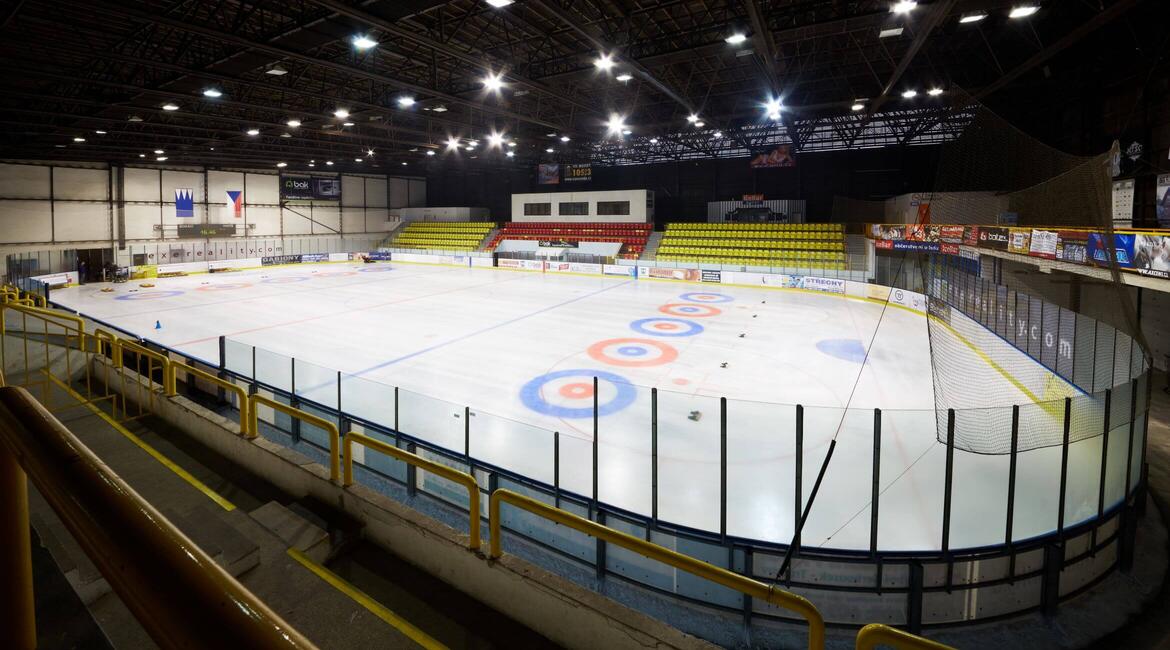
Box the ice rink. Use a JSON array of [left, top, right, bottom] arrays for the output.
[[51, 261, 1112, 552]]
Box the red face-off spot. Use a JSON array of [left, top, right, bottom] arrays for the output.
[[558, 382, 595, 399], [653, 322, 679, 330]]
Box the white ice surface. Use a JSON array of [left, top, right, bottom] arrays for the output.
[[50, 261, 1114, 551]]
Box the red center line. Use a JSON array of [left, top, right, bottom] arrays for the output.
[[172, 272, 534, 346]]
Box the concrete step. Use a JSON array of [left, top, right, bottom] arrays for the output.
[[165, 505, 261, 578], [31, 512, 111, 605], [249, 501, 331, 563]]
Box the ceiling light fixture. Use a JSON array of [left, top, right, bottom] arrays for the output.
[[161, 103, 179, 111], [486, 0, 514, 7], [352, 35, 378, 50], [1009, 5, 1039, 18], [545, 147, 554, 153], [489, 133, 505, 147], [156, 156, 168, 161], [764, 97, 783, 120], [95, 130, 106, 134], [354, 158, 363, 162], [128, 115, 143, 122], [622, 129, 632, 135], [606, 114, 626, 135], [506, 151, 515, 158], [695, 121, 705, 128], [507, 141, 517, 148], [560, 136, 570, 142], [287, 119, 301, 127], [615, 73, 632, 82], [851, 103, 865, 111], [280, 133, 292, 138], [482, 72, 504, 92], [891, 1, 917, 14], [959, 11, 988, 23], [927, 87, 944, 96], [154, 149, 164, 154], [879, 27, 904, 38], [334, 108, 350, 118], [426, 150, 436, 156], [276, 162, 287, 168], [687, 114, 699, 124], [246, 128, 260, 135], [725, 32, 748, 45], [138, 153, 145, 158], [447, 137, 460, 150], [326, 161, 334, 165], [202, 88, 222, 98], [265, 64, 288, 76], [397, 96, 416, 108], [594, 54, 615, 71], [713, 131, 722, 138], [342, 122, 355, 127], [649, 138, 659, 144], [902, 89, 918, 98]]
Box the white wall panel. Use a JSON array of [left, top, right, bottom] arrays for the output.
[[54, 167, 109, 201], [247, 206, 281, 236], [0, 164, 50, 198], [408, 179, 426, 207], [245, 173, 278, 204], [124, 167, 161, 202], [388, 178, 408, 208], [54, 202, 109, 241], [280, 207, 312, 235], [365, 177, 388, 208], [124, 204, 160, 240], [310, 206, 341, 234], [0, 201, 52, 243], [341, 208, 366, 233], [341, 175, 365, 207]]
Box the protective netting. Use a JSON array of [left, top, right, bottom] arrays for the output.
[[884, 92, 1150, 454]]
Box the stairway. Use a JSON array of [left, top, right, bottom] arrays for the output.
[[477, 227, 500, 252], [640, 231, 664, 261]]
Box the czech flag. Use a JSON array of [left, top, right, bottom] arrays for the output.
[[226, 190, 243, 218]]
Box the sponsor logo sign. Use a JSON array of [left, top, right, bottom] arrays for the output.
[[1028, 230, 1058, 259], [700, 269, 722, 283], [603, 264, 634, 277], [262, 254, 302, 266]]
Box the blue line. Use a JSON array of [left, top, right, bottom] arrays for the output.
[[297, 278, 634, 394]]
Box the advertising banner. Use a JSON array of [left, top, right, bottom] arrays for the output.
[[563, 164, 592, 183], [749, 145, 795, 168], [301, 253, 329, 263], [537, 164, 560, 185], [1008, 228, 1031, 254], [366, 251, 393, 261], [962, 226, 980, 246], [1133, 233, 1170, 278], [262, 254, 302, 266], [1157, 173, 1170, 227], [939, 225, 965, 244], [538, 240, 578, 248], [870, 224, 906, 240], [499, 258, 545, 271], [799, 276, 846, 294], [939, 243, 960, 255], [875, 239, 894, 250], [700, 269, 722, 283], [1086, 233, 1135, 267], [646, 267, 700, 281], [891, 241, 940, 252], [1028, 229, 1058, 259], [603, 264, 635, 277], [977, 226, 1009, 250], [280, 176, 341, 200], [1055, 231, 1089, 264]]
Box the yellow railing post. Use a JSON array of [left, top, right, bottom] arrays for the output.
[[343, 432, 480, 551], [488, 489, 825, 650], [172, 361, 248, 435], [118, 340, 174, 397], [0, 436, 36, 650], [247, 393, 339, 481], [855, 624, 955, 650]]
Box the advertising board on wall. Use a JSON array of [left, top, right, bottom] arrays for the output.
[[280, 175, 341, 201], [1028, 229, 1058, 260], [603, 264, 635, 277], [537, 164, 560, 185], [1133, 233, 1170, 278], [563, 164, 592, 183], [977, 226, 1009, 250], [1008, 228, 1031, 254], [700, 270, 722, 283]]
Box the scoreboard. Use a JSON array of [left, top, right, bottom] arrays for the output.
[[177, 223, 237, 238]]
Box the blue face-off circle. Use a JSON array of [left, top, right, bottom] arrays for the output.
[[679, 292, 734, 304], [115, 290, 185, 300], [520, 369, 637, 418], [261, 276, 309, 284], [359, 266, 394, 273], [816, 338, 868, 363], [617, 346, 647, 356], [630, 317, 704, 338]]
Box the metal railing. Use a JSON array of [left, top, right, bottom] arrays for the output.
[[0, 385, 317, 650], [855, 624, 954, 649], [248, 393, 340, 481], [488, 488, 826, 650], [343, 431, 481, 551], [173, 359, 249, 434]]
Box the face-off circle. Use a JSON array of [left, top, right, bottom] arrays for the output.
[[658, 303, 722, 318], [312, 271, 358, 278], [679, 292, 734, 304], [520, 369, 637, 418], [587, 338, 679, 367], [629, 317, 704, 337], [115, 290, 185, 301], [196, 282, 252, 292], [261, 276, 310, 284], [359, 266, 394, 273]]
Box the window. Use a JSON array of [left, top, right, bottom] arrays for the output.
[[523, 202, 551, 216], [597, 201, 630, 216], [559, 202, 589, 216]]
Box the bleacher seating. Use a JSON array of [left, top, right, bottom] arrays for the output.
[[656, 223, 847, 269], [487, 222, 652, 257], [390, 221, 495, 251]]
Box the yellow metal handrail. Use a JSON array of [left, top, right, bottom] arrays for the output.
[[0, 385, 316, 650], [488, 489, 826, 650], [172, 360, 249, 435], [119, 339, 175, 397], [1, 302, 87, 338], [248, 393, 340, 481], [855, 624, 955, 650], [343, 432, 481, 551], [92, 328, 122, 366]]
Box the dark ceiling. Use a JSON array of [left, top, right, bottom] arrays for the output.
[[0, 0, 1157, 172]]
